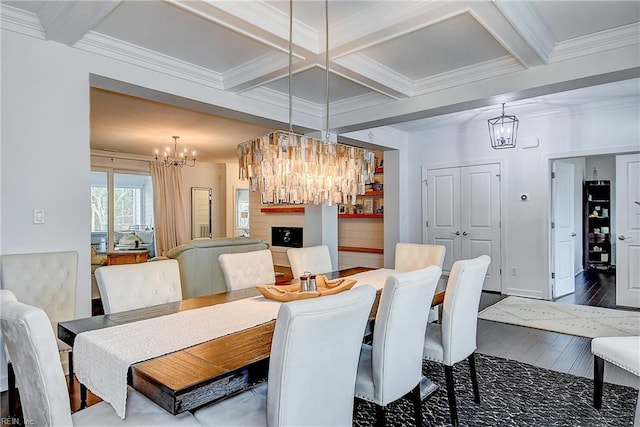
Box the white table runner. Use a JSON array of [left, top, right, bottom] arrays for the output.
[[74, 296, 281, 418], [74, 268, 397, 419]]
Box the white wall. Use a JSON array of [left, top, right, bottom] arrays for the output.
[[0, 28, 301, 388], [406, 100, 639, 300]]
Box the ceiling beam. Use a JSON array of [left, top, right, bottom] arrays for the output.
[[37, 0, 121, 46]]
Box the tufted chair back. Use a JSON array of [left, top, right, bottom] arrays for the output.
[[440, 255, 491, 365], [218, 249, 275, 291], [394, 243, 446, 272], [267, 285, 376, 426], [1, 251, 78, 335], [95, 259, 182, 314], [1, 297, 74, 425], [286, 245, 334, 279]]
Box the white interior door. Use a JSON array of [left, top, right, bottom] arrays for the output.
[[426, 167, 461, 275], [427, 163, 501, 291], [615, 153, 640, 308], [552, 160, 576, 298], [460, 164, 501, 291]]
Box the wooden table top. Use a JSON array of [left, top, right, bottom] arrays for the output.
[[58, 266, 446, 415]]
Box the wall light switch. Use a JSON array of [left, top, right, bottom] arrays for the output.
[[33, 208, 45, 224]]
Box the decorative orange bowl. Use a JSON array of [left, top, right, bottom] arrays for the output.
[[256, 275, 357, 302]]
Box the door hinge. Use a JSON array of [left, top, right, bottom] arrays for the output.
[[551, 171, 556, 178], [551, 222, 555, 229], [499, 268, 502, 275], [551, 272, 555, 279], [425, 221, 428, 228]]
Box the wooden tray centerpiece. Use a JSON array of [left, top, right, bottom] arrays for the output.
[[256, 275, 357, 302]]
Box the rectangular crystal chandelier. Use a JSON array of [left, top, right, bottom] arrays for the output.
[[238, 130, 375, 206]]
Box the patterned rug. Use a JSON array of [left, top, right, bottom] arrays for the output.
[[353, 354, 638, 426], [477, 296, 640, 338]]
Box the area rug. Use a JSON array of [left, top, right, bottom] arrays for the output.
[[477, 296, 640, 338], [353, 354, 638, 427]]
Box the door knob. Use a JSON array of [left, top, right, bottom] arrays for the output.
[[618, 235, 626, 241], [462, 231, 468, 236], [571, 233, 576, 237], [454, 231, 460, 236]]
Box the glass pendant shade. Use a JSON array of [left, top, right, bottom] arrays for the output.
[[488, 103, 518, 149], [238, 130, 375, 205]]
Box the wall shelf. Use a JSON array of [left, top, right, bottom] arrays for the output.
[[338, 246, 384, 254], [361, 190, 383, 197], [260, 207, 305, 214], [338, 214, 383, 219]]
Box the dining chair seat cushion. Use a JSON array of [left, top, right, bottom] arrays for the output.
[[423, 323, 445, 363], [95, 259, 182, 314], [591, 336, 640, 376], [193, 383, 267, 426], [219, 249, 276, 291], [72, 388, 200, 426], [286, 245, 333, 279]]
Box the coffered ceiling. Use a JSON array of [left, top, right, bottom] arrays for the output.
[[2, 0, 639, 161]]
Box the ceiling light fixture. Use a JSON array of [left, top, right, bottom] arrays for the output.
[[237, 0, 375, 206], [155, 136, 196, 167], [488, 103, 518, 149]]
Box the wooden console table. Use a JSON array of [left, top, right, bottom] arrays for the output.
[[106, 250, 148, 265]]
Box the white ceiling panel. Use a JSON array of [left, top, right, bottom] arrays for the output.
[[262, 67, 374, 103], [93, 1, 274, 72], [359, 13, 510, 79], [531, 1, 640, 41]]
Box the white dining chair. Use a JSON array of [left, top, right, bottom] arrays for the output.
[[394, 243, 446, 272], [95, 259, 182, 314], [0, 296, 200, 426], [218, 249, 276, 291], [1, 251, 78, 389], [354, 266, 442, 426], [286, 245, 333, 279], [422, 255, 491, 427], [193, 285, 377, 426]]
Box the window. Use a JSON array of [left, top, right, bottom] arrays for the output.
[[91, 170, 154, 252]]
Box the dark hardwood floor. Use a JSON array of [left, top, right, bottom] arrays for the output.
[[3, 268, 638, 425]]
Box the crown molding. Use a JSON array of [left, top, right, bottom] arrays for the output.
[[550, 22, 640, 63], [414, 56, 523, 95], [75, 32, 224, 89], [0, 4, 45, 39], [492, 1, 555, 63], [333, 53, 413, 98]]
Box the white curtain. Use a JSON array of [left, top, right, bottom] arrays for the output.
[[150, 163, 190, 256]]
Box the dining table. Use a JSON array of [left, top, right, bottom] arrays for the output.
[[58, 266, 446, 416]]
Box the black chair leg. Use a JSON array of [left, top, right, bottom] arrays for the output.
[[68, 351, 74, 386], [8, 362, 16, 416], [410, 384, 422, 427], [375, 404, 386, 427], [468, 353, 480, 404], [80, 383, 88, 409], [444, 365, 459, 427], [594, 355, 604, 410]]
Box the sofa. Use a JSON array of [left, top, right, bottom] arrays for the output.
[[164, 237, 269, 298]]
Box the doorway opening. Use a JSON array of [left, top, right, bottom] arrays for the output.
[[550, 155, 616, 301]]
